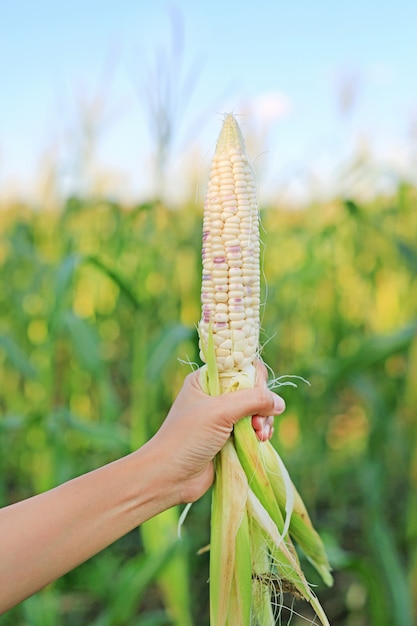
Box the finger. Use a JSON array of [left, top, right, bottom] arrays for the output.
[[254, 359, 269, 386], [252, 414, 274, 431], [269, 393, 285, 416], [188, 365, 285, 427], [215, 386, 285, 428], [251, 414, 273, 431], [252, 415, 275, 442], [185, 369, 204, 391]]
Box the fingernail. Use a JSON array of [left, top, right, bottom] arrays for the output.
[[261, 423, 271, 441], [273, 395, 285, 414]]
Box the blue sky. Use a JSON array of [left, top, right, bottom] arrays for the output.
[[1, 1, 417, 203]]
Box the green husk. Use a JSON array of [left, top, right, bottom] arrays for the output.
[[201, 327, 332, 625]]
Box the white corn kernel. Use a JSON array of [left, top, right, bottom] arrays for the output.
[[198, 114, 260, 377]]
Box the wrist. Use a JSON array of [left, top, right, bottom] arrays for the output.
[[127, 440, 181, 523]]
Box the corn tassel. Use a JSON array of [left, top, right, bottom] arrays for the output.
[[198, 114, 332, 625]]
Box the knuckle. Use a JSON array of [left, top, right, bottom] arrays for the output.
[[252, 386, 273, 414], [255, 359, 268, 382]]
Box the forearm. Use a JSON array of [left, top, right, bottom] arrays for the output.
[[0, 441, 174, 613], [0, 365, 282, 614]]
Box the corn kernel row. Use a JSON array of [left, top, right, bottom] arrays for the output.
[[199, 117, 261, 373]]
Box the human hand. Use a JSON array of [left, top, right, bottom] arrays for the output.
[[150, 361, 286, 505]]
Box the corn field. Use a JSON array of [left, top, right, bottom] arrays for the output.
[[0, 180, 416, 625]]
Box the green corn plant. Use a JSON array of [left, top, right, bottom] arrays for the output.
[[197, 114, 333, 625], [131, 316, 194, 626]]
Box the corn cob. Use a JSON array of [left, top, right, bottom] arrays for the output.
[[199, 116, 260, 387], [198, 114, 332, 625]]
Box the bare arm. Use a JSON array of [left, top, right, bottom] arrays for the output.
[[0, 443, 170, 612], [0, 363, 285, 613]]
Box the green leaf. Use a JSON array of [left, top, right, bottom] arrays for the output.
[[205, 323, 220, 396], [322, 321, 417, 384], [0, 334, 38, 379], [395, 238, 417, 274], [54, 254, 82, 306], [61, 310, 103, 374], [147, 324, 195, 380], [86, 255, 142, 310], [0, 414, 25, 432], [53, 409, 131, 455], [106, 546, 178, 625]]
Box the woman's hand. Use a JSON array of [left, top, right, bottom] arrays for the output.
[[150, 361, 286, 505], [0, 360, 285, 613]]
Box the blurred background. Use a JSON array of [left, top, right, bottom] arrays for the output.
[[0, 1, 416, 625]]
